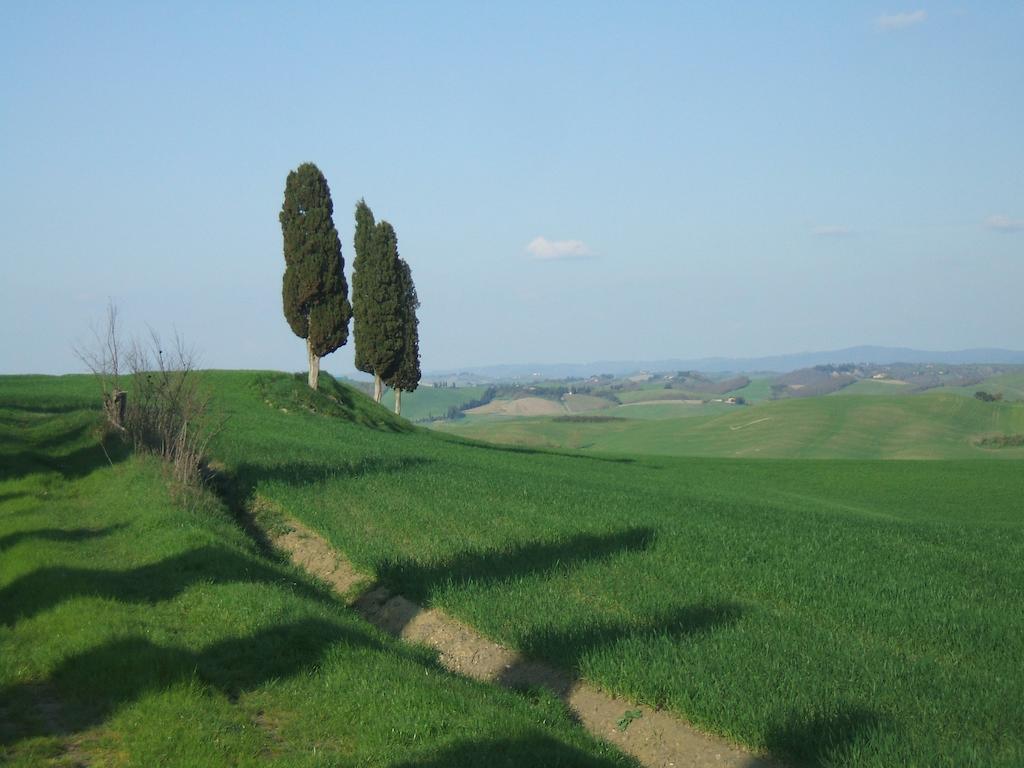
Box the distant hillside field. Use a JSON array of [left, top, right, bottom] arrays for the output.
[[379, 385, 488, 422], [948, 372, 1024, 401], [830, 379, 911, 396], [440, 391, 1024, 459]]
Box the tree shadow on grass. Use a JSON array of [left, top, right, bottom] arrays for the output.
[[0, 619, 379, 748], [233, 455, 433, 489], [0, 439, 130, 483], [0, 402, 92, 416], [377, 528, 656, 605], [0, 492, 27, 505], [434, 431, 636, 465], [508, 603, 744, 686], [211, 456, 435, 559], [390, 734, 633, 768], [0, 523, 127, 552], [763, 706, 889, 767], [0, 545, 332, 626]]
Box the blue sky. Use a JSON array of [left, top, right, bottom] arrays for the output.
[[2, 2, 1022, 375]]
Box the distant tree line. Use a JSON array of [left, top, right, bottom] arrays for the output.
[[279, 163, 420, 415]]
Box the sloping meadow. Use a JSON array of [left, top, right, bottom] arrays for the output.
[[209, 371, 1024, 767], [0, 375, 636, 767]]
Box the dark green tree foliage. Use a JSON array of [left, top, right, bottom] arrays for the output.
[[280, 163, 351, 389], [385, 257, 421, 414], [352, 199, 376, 377], [351, 200, 403, 401]]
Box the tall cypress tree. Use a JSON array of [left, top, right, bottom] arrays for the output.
[[280, 163, 351, 390], [352, 199, 376, 380], [384, 257, 421, 416], [351, 200, 403, 402]]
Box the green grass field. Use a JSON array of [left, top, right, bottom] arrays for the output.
[[6, 371, 1024, 767], [0, 375, 636, 767], [193, 371, 1023, 767], [948, 372, 1024, 401], [723, 377, 775, 403], [441, 390, 1024, 460], [829, 379, 911, 396], [379, 385, 489, 422]]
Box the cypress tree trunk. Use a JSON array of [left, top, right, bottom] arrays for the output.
[[307, 338, 320, 390], [373, 372, 382, 403], [394, 389, 402, 415]]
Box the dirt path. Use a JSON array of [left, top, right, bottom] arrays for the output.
[[269, 514, 776, 768]]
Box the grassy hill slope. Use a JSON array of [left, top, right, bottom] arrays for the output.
[[0, 375, 634, 767], [193, 371, 1024, 767]]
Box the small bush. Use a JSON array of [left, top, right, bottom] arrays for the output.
[[974, 391, 1003, 402]]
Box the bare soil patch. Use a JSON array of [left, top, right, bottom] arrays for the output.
[[264, 509, 777, 768]]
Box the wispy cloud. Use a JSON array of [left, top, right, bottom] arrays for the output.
[[876, 10, 927, 30], [526, 236, 594, 260], [985, 214, 1024, 233], [812, 225, 854, 238]]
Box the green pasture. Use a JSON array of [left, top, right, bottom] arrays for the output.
[[829, 379, 911, 396], [947, 372, 1024, 401], [443, 391, 1024, 460], [379, 385, 488, 422], [190, 371, 1023, 767], [723, 376, 775, 402], [0, 376, 635, 767], [613, 388, 705, 404]]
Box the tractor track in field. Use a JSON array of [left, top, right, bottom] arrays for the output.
[[259, 509, 777, 768]]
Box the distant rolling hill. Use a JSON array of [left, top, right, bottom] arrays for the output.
[[428, 347, 1024, 380]]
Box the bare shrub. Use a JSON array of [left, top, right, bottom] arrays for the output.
[[76, 303, 220, 486], [74, 301, 127, 429], [125, 330, 220, 486]]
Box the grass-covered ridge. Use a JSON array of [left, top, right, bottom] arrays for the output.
[[0, 375, 636, 767], [191, 370, 1024, 767]]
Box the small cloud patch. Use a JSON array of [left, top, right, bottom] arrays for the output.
[[876, 10, 927, 30], [984, 215, 1024, 233], [526, 236, 594, 261]]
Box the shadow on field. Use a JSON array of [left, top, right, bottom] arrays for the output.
[[440, 433, 636, 465], [0, 523, 127, 552], [0, 439, 129, 483], [0, 492, 27, 505], [0, 545, 331, 626], [0, 402, 91, 416], [389, 734, 629, 768], [509, 603, 744, 681], [29, 422, 94, 450], [0, 619, 376, 748], [233, 455, 433, 489], [378, 528, 655, 604], [764, 705, 889, 767]]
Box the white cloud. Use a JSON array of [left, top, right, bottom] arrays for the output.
[[812, 225, 854, 237], [985, 214, 1024, 233], [526, 236, 594, 260], [876, 10, 927, 30]]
